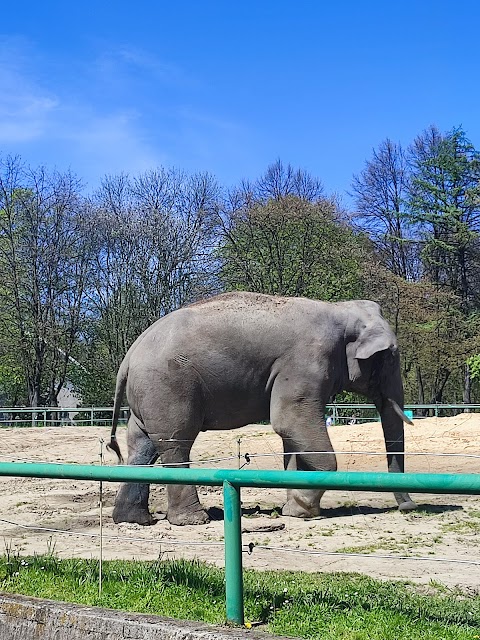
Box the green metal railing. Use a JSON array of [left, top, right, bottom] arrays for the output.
[[0, 461, 479, 625]]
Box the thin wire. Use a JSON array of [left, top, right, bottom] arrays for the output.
[[0, 454, 240, 467], [246, 450, 480, 460], [0, 518, 224, 547], [1, 518, 479, 567], [250, 544, 480, 566], [1, 450, 479, 467]]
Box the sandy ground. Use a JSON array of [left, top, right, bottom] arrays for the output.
[[0, 414, 479, 590]]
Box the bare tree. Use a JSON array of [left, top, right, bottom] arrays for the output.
[[351, 139, 420, 280], [232, 159, 325, 208], [86, 168, 220, 371]]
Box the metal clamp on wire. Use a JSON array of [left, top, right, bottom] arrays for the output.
[[239, 453, 251, 470]]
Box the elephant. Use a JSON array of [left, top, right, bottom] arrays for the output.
[[108, 291, 417, 526]]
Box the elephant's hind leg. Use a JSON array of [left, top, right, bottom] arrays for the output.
[[112, 416, 158, 526], [158, 441, 210, 526], [144, 395, 210, 526]]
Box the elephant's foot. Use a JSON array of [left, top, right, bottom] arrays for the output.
[[167, 507, 210, 526], [394, 492, 418, 513], [112, 505, 157, 526], [282, 501, 321, 518], [282, 489, 321, 519], [398, 500, 418, 512], [112, 481, 155, 525]]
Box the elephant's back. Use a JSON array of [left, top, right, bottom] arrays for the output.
[[128, 292, 340, 364]]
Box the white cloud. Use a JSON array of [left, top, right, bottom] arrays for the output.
[[0, 38, 59, 142], [0, 37, 247, 186], [0, 38, 168, 182], [61, 109, 168, 182]]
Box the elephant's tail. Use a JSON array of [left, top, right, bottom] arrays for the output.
[[107, 359, 128, 464]]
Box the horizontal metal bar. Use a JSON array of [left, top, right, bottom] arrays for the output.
[[0, 462, 478, 495], [326, 404, 480, 410], [1, 404, 480, 413], [0, 407, 129, 414]]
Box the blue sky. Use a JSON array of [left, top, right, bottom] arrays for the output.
[[1, 1, 479, 205]]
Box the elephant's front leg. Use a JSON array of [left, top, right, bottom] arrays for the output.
[[271, 382, 337, 519], [112, 419, 158, 525], [282, 448, 325, 518]]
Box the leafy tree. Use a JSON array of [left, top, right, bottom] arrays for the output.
[[408, 126, 480, 402], [468, 354, 480, 382], [218, 194, 368, 301], [0, 356, 26, 406], [364, 261, 480, 404], [354, 127, 480, 404], [408, 126, 480, 309]]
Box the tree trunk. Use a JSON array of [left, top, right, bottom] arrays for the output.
[[463, 364, 471, 411], [416, 366, 426, 416]]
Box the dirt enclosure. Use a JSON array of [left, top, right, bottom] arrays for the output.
[[0, 414, 479, 590]]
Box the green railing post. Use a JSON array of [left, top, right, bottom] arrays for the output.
[[223, 480, 244, 626]]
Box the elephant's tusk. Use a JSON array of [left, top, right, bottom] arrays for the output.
[[389, 399, 414, 425]]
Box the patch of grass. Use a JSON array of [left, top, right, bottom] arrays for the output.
[[319, 527, 335, 536], [0, 553, 479, 639], [441, 520, 480, 535], [336, 533, 438, 555]]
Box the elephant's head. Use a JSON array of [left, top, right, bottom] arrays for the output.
[[345, 301, 417, 511], [345, 301, 409, 419]]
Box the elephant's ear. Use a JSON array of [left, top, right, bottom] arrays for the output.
[[347, 325, 395, 382], [355, 327, 394, 360]]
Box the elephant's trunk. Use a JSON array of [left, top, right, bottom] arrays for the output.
[[378, 396, 417, 511]]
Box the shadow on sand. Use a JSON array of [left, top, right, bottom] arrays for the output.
[[206, 502, 463, 522]]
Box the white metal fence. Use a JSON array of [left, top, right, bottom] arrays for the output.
[[0, 404, 478, 428]]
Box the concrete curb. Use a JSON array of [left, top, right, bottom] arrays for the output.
[[0, 593, 295, 639]]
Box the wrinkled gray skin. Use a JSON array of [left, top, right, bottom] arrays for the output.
[[109, 292, 417, 526]]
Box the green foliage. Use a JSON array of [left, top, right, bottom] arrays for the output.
[[219, 195, 369, 301], [0, 356, 26, 405], [0, 554, 479, 639], [468, 354, 480, 382], [66, 317, 119, 406], [409, 126, 480, 309]]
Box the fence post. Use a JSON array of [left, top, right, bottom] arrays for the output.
[[223, 480, 244, 626]]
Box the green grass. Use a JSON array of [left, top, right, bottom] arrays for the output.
[[0, 552, 479, 639]]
